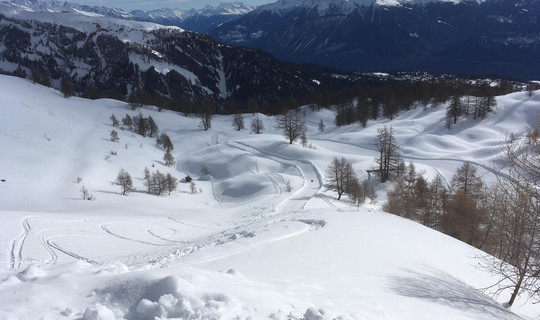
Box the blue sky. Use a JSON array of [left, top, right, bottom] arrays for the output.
[[80, 0, 274, 10]]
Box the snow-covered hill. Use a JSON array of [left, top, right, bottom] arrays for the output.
[[0, 6, 351, 110], [0, 74, 539, 319]]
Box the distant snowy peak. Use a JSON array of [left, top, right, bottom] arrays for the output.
[[200, 2, 255, 16], [0, 0, 255, 21], [130, 2, 254, 22], [258, 0, 483, 14], [1, 0, 132, 18]]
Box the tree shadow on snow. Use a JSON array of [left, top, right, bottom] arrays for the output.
[[388, 269, 523, 320]]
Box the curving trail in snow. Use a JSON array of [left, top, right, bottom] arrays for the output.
[[37, 231, 58, 264], [9, 217, 31, 269], [227, 141, 323, 214], [46, 239, 99, 265], [100, 223, 166, 247]]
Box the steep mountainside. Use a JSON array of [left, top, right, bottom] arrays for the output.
[[0, 10, 353, 110], [210, 0, 540, 79]]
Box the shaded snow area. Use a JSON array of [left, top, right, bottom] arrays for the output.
[[0, 74, 539, 319]]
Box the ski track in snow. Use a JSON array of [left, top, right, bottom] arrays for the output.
[[100, 223, 166, 247], [46, 239, 99, 265], [37, 231, 58, 264], [146, 227, 186, 244], [184, 219, 322, 266], [318, 137, 507, 180], [166, 215, 217, 230], [227, 141, 323, 213], [9, 217, 31, 269]]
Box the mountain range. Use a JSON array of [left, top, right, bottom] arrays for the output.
[[1, 0, 255, 33], [210, 0, 540, 79], [0, 3, 356, 110]]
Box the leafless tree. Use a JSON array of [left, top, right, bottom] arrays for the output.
[[110, 114, 119, 127], [165, 173, 178, 195], [143, 166, 150, 181], [285, 180, 292, 192], [122, 114, 133, 128], [232, 113, 245, 131], [190, 181, 198, 194], [374, 126, 402, 182], [116, 168, 134, 195], [157, 133, 174, 151], [301, 131, 308, 148], [446, 95, 463, 129], [326, 157, 361, 201], [250, 117, 264, 134], [80, 185, 94, 200], [146, 116, 159, 138], [199, 108, 213, 131], [110, 130, 119, 142], [275, 110, 306, 144], [318, 118, 326, 132], [481, 123, 540, 307], [164, 150, 175, 167], [451, 162, 484, 198], [442, 162, 486, 246], [424, 175, 448, 230], [60, 76, 73, 98]]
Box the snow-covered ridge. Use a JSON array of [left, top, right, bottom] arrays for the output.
[[0, 0, 255, 23], [257, 0, 484, 14], [0, 2, 182, 34]]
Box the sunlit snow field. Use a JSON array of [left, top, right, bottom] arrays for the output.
[[1, 75, 539, 319]]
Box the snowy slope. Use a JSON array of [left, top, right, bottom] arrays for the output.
[[0, 74, 538, 319]]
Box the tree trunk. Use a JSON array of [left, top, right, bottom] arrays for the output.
[[508, 271, 525, 307]]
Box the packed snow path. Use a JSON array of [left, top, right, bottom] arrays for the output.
[[227, 141, 323, 213]]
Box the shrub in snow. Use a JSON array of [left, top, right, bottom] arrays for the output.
[[200, 165, 210, 176], [80, 185, 95, 200], [109, 114, 119, 127], [110, 130, 119, 142], [190, 181, 197, 195]]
